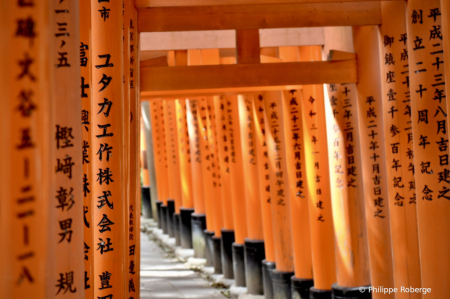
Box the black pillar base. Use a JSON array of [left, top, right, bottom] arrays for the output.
[[221, 229, 235, 279], [191, 213, 206, 258], [180, 208, 194, 249], [310, 287, 332, 299], [141, 186, 152, 219], [244, 239, 265, 295], [232, 243, 246, 287], [160, 204, 168, 234], [272, 270, 294, 299], [167, 199, 175, 237], [291, 277, 314, 299], [173, 213, 181, 246], [204, 230, 215, 267], [156, 201, 163, 229], [262, 260, 276, 299], [212, 236, 222, 274], [332, 283, 372, 299]]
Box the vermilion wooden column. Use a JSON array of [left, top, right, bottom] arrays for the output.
[[406, 1, 450, 297], [263, 90, 295, 299], [126, 2, 140, 298], [186, 99, 207, 258], [140, 119, 152, 218], [353, 25, 396, 298], [379, 2, 422, 297], [1, 1, 48, 298], [91, 0, 125, 297], [252, 93, 277, 299], [213, 95, 236, 279], [80, 0, 93, 296], [197, 97, 216, 265], [227, 95, 249, 287], [48, 0, 85, 297], [150, 99, 169, 231], [207, 96, 225, 274], [175, 99, 196, 249], [238, 94, 266, 295]]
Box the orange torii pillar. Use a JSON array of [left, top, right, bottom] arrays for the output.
[[263, 91, 295, 299], [186, 99, 207, 258], [214, 96, 236, 279], [1, 1, 51, 297], [379, 2, 422, 297], [227, 95, 249, 287], [49, 0, 85, 296], [80, 0, 93, 295], [91, 0, 126, 297], [252, 93, 277, 298], [279, 47, 315, 299], [175, 99, 196, 249], [406, 1, 450, 297], [197, 97, 217, 266], [125, 2, 140, 298], [164, 99, 183, 243], [238, 94, 266, 295], [140, 119, 153, 218], [163, 100, 176, 238], [150, 99, 170, 232], [352, 26, 396, 298], [207, 96, 225, 274], [142, 101, 158, 220]]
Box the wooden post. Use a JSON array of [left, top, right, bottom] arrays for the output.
[[406, 0, 450, 296], [207, 96, 225, 274], [213, 95, 236, 279], [1, 1, 49, 297], [126, 1, 140, 298], [379, 2, 422, 297], [48, 0, 85, 297], [175, 99, 196, 249], [91, 0, 126, 296], [263, 90, 295, 298], [238, 94, 266, 295], [252, 93, 277, 298], [236, 29, 261, 64], [197, 97, 216, 265], [186, 98, 207, 258], [80, 0, 93, 296]]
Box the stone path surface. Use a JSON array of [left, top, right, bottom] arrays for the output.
[[140, 232, 227, 299]]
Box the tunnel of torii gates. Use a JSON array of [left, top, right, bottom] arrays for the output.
[[2, 0, 450, 299]]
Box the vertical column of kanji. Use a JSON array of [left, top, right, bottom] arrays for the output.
[[175, 99, 195, 249], [79, 0, 93, 295], [263, 91, 294, 298], [155, 99, 170, 232], [238, 94, 265, 295], [406, 1, 450, 296], [162, 100, 176, 237], [197, 97, 216, 266], [91, 0, 125, 296], [49, 0, 84, 297], [227, 95, 249, 286], [326, 78, 370, 293], [379, 2, 422, 296], [186, 99, 207, 258], [125, 1, 139, 298], [150, 100, 168, 230], [213, 95, 235, 279], [3, 0, 47, 298], [353, 25, 396, 298], [207, 96, 225, 274], [281, 87, 315, 296], [252, 93, 276, 298]]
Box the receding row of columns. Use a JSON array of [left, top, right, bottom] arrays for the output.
[[142, 2, 450, 299]]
